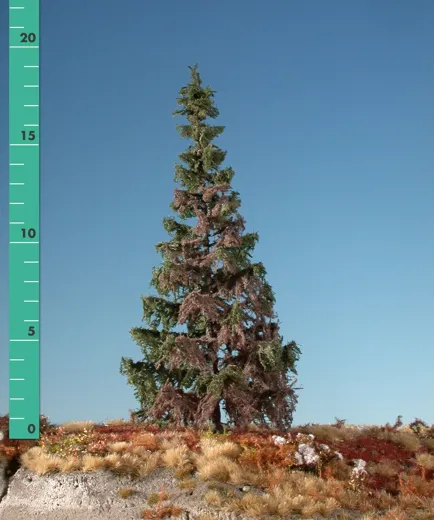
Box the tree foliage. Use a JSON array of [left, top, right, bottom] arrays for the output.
[[120, 64, 302, 432]]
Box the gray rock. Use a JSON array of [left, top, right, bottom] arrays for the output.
[[0, 461, 8, 502], [0, 466, 261, 520], [0, 464, 364, 519]]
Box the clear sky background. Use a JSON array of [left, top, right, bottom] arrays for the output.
[[1, 0, 433, 429]]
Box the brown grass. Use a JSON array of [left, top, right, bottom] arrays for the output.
[[204, 490, 223, 507], [174, 464, 195, 480], [119, 487, 135, 499], [369, 460, 402, 478], [141, 505, 183, 519], [376, 430, 422, 452], [194, 454, 243, 483], [105, 418, 130, 426], [199, 437, 243, 459], [131, 433, 160, 452], [178, 478, 196, 489], [147, 490, 170, 505], [161, 445, 190, 468], [60, 421, 96, 433]]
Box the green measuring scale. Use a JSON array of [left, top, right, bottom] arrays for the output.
[[9, 0, 40, 439]]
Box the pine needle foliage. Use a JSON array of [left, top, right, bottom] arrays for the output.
[[120, 64, 301, 432]]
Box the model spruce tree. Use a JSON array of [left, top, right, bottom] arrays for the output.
[[120, 64, 301, 432]]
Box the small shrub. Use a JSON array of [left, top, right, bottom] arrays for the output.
[[38, 427, 107, 458], [131, 433, 160, 452], [409, 419, 430, 439]]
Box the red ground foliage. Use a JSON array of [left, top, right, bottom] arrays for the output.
[[329, 435, 415, 464]]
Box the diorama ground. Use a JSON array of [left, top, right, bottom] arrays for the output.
[[1, 414, 434, 520]]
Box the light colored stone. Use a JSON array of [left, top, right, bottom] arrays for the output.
[[0, 466, 260, 520]]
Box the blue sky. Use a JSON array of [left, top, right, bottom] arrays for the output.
[[1, 0, 433, 429]]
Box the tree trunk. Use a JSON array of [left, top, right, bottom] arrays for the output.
[[212, 401, 223, 433]]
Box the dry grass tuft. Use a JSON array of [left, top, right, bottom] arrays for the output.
[[196, 515, 217, 520], [57, 455, 82, 472], [158, 435, 186, 452], [20, 447, 61, 475], [105, 418, 130, 426], [161, 445, 190, 468], [101, 452, 159, 478], [371, 489, 397, 510], [174, 465, 195, 480], [376, 430, 422, 452], [92, 450, 161, 478], [141, 505, 183, 519], [422, 438, 434, 453], [195, 454, 242, 483], [107, 441, 129, 454], [59, 421, 96, 433], [399, 474, 434, 498], [229, 470, 343, 517], [147, 490, 170, 505], [377, 507, 409, 520], [326, 458, 353, 481], [199, 437, 243, 460], [119, 488, 135, 499], [228, 492, 268, 517], [415, 453, 434, 470], [204, 490, 223, 507], [136, 452, 161, 478], [81, 454, 108, 472], [178, 478, 196, 490], [369, 460, 402, 478], [194, 437, 261, 486], [298, 424, 360, 443]]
